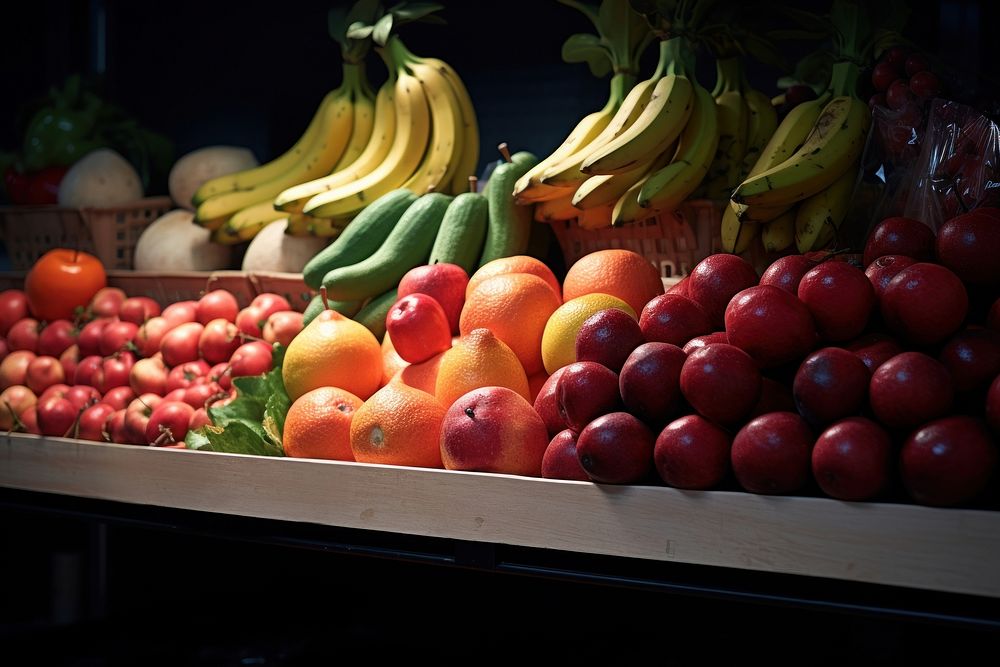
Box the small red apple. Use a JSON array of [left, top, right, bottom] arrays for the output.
[[654, 414, 731, 490], [541, 429, 589, 481], [385, 294, 452, 364], [812, 417, 892, 501]]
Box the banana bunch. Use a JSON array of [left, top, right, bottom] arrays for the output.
[[191, 62, 377, 245], [285, 36, 478, 225], [723, 61, 872, 255], [698, 57, 778, 201]]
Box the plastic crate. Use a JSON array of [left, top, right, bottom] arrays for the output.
[[0, 197, 173, 270], [548, 199, 726, 279]]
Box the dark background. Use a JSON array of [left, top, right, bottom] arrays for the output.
[[3, 0, 994, 189]]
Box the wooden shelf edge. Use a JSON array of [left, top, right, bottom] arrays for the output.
[[2, 433, 998, 599]]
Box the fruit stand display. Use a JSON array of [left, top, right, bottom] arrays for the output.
[[2, 0, 1000, 652]]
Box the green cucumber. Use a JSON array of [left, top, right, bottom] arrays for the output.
[[322, 192, 452, 302], [302, 294, 363, 327], [301, 189, 418, 289], [479, 151, 538, 267], [428, 192, 488, 274], [352, 288, 398, 342]]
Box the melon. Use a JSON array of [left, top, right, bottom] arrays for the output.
[[168, 146, 258, 210], [134, 209, 232, 271], [57, 149, 143, 208], [242, 218, 329, 273]]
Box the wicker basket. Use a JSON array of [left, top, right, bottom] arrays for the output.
[[549, 199, 727, 279], [0, 197, 173, 271]]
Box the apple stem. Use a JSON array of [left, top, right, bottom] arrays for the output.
[[497, 143, 512, 163], [152, 427, 173, 447], [320, 286, 331, 312], [468, 176, 478, 193]]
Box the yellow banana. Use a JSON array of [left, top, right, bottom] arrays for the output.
[[580, 74, 694, 175], [716, 89, 749, 187], [571, 146, 672, 210], [761, 208, 796, 252], [720, 206, 759, 254], [275, 80, 396, 214], [740, 88, 779, 180], [216, 201, 286, 243], [421, 57, 480, 196], [576, 204, 614, 230], [331, 78, 376, 172], [637, 82, 719, 213], [534, 194, 581, 222], [400, 59, 465, 196], [732, 95, 871, 208], [611, 174, 655, 226], [303, 66, 431, 219], [794, 162, 858, 253], [810, 221, 837, 252], [195, 82, 357, 226]]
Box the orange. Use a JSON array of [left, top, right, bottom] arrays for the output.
[[467, 255, 561, 300], [381, 332, 408, 387], [435, 328, 531, 409], [393, 349, 446, 395], [283, 387, 362, 460], [527, 371, 550, 403], [350, 382, 446, 468], [562, 249, 663, 314], [283, 309, 382, 402], [459, 273, 561, 375], [540, 293, 636, 374]]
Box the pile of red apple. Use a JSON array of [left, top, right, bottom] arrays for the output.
[[0, 287, 304, 447], [537, 209, 999, 508]]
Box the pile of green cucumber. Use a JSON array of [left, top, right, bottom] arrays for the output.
[[301, 150, 550, 340]]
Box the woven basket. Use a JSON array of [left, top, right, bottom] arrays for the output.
[[0, 197, 173, 270]]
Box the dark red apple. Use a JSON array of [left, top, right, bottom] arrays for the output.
[[619, 342, 686, 426], [865, 255, 917, 298], [556, 361, 621, 432], [798, 261, 875, 342], [987, 375, 1000, 436], [793, 347, 870, 426], [862, 217, 935, 267], [846, 333, 904, 373], [935, 211, 1000, 284], [725, 285, 817, 368], [541, 429, 589, 481], [36, 395, 79, 437], [812, 417, 891, 501], [939, 328, 1000, 392], [104, 409, 130, 444], [76, 318, 112, 357], [759, 255, 819, 295], [639, 294, 712, 347], [145, 400, 195, 445], [682, 331, 728, 354], [533, 367, 569, 437], [576, 412, 654, 484], [575, 308, 646, 373], [731, 412, 814, 495], [654, 415, 730, 490], [680, 343, 760, 425], [901, 416, 997, 506], [881, 263, 968, 345], [686, 254, 759, 328], [869, 352, 954, 429], [102, 386, 136, 411], [666, 276, 689, 296], [77, 403, 115, 442], [65, 385, 101, 411]]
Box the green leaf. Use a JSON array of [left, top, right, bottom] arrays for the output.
[[742, 34, 789, 71], [346, 21, 375, 40], [558, 0, 601, 29], [372, 13, 393, 46], [561, 33, 613, 78], [196, 421, 284, 457], [347, 0, 384, 27], [390, 2, 444, 21], [185, 427, 214, 451]]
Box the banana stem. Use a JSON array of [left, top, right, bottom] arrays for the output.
[[661, 36, 695, 79], [714, 57, 743, 95]]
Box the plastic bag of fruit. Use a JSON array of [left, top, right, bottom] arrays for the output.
[[901, 99, 1000, 229]]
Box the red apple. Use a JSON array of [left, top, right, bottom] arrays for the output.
[[750, 377, 796, 418], [229, 341, 273, 378], [1, 350, 36, 389], [576, 307, 646, 372], [37, 319, 77, 357], [102, 385, 136, 411], [846, 333, 903, 374], [161, 301, 198, 329], [145, 400, 195, 445], [0, 385, 37, 431], [731, 412, 814, 495], [619, 342, 686, 426], [25, 355, 65, 394], [935, 210, 1000, 284], [262, 311, 304, 348], [385, 294, 452, 364], [0, 289, 29, 336], [160, 322, 204, 367], [398, 263, 470, 335], [686, 254, 759, 328], [196, 289, 239, 325], [759, 255, 819, 294], [125, 393, 163, 445], [793, 347, 870, 426], [863, 217, 935, 267], [7, 317, 40, 352], [869, 352, 953, 430], [556, 361, 621, 432], [198, 318, 243, 365], [183, 382, 224, 410], [639, 294, 712, 348], [118, 296, 161, 325], [64, 385, 101, 411], [104, 409, 130, 444], [77, 403, 115, 441], [798, 261, 875, 342], [77, 318, 113, 357], [680, 343, 761, 425], [235, 306, 265, 338], [134, 316, 171, 358], [576, 412, 655, 484], [654, 414, 731, 490], [682, 331, 728, 354], [532, 366, 569, 438], [251, 293, 292, 319], [939, 328, 1000, 393], [39, 383, 71, 403], [882, 263, 968, 346], [94, 352, 136, 394], [130, 356, 169, 396], [58, 344, 80, 381], [36, 395, 80, 437], [812, 417, 892, 501], [541, 429, 589, 481], [725, 285, 817, 368], [163, 388, 187, 403], [19, 406, 41, 434], [166, 360, 210, 392], [99, 320, 138, 356], [73, 355, 103, 387], [865, 255, 917, 299], [901, 416, 997, 506], [89, 287, 126, 318], [666, 276, 689, 296]]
